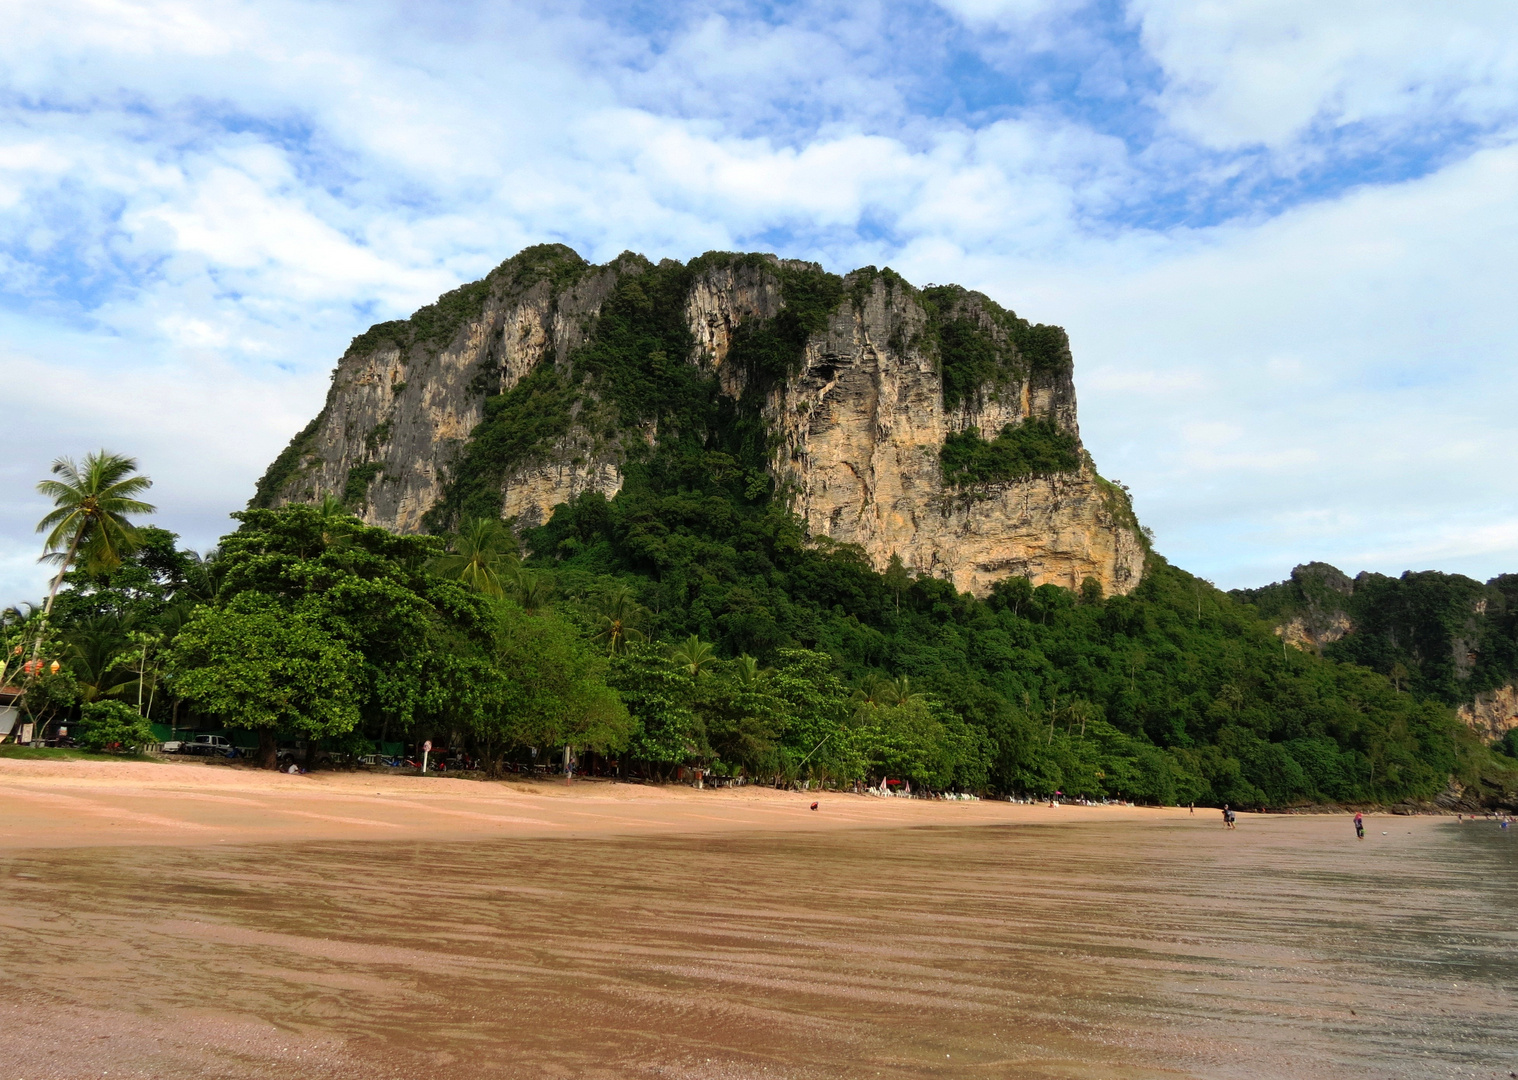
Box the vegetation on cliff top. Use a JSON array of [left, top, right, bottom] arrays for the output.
[[921, 284, 1072, 411], [342, 244, 589, 359]]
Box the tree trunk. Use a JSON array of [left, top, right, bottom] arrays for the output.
[[33, 530, 84, 659], [257, 729, 278, 769]]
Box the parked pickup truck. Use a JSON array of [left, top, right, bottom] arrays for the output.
[[177, 734, 235, 757]]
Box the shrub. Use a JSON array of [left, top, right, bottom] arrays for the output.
[[941, 419, 1080, 486], [77, 700, 156, 753]]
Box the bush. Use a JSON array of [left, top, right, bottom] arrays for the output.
[[77, 700, 156, 753], [940, 419, 1080, 486]]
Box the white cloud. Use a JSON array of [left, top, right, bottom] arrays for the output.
[[995, 141, 1518, 585], [1, 0, 1517, 602], [1130, 0, 1518, 150]]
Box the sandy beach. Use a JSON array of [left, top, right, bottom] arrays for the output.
[[3, 758, 1514, 1080], [0, 755, 1182, 849]]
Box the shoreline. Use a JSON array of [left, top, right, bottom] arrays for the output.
[[0, 755, 1445, 852]]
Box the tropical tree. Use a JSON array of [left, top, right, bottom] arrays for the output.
[[196, 505, 503, 764], [426, 518, 517, 597], [592, 586, 648, 656], [508, 566, 555, 613], [668, 634, 717, 679], [732, 654, 773, 689], [476, 603, 630, 773], [35, 451, 155, 622], [166, 594, 363, 767], [851, 673, 922, 721], [608, 644, 699, 774], [883, 553, 912, 615], [696, 657, 784, 774], [879, 676, 923, 708], [2, 604, 40, 688], [312, 494, 355, 550], [61, 614, 137, 704]]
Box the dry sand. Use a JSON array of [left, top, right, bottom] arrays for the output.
[[0, 755, 1180, 849]]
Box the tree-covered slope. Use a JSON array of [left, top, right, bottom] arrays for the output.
[[1232, 563, 1518, 708]]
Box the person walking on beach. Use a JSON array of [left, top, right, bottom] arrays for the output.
[[1353, 812, 1365, 840], [1222, 804, 1235, 829]]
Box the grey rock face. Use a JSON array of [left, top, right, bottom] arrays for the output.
[[255, 247, 1146, 597]]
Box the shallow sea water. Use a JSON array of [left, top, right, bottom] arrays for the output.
[[1, 814, 1514, 1079]]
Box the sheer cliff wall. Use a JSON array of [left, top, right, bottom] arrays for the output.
[[254, 246, 1146, 598]]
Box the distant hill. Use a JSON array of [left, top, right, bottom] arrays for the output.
[[1232, 565, 1518, 747]]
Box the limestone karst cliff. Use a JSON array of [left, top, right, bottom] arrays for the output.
[[254, 245, 1146, 598]]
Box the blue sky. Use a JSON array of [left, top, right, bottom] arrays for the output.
[[3, 0, 1518, 602]]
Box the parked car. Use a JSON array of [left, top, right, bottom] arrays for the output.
[[182, 734, 234, 757]]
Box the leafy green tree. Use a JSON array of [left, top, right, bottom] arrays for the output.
[[478, 603, 630, 770], [76, 700, 155, 753], [212, 505, 502, 750], [16, 664, 79, 742], [769, 649, 864, 784], [167, 594, 362, 767], [608, 645, 699, 774], [508, 566, 555, 613], [2, 604, 41, 692], [863, 698, 961, 789], [883, 554, 911, 615], [693, 658, 785, 774]]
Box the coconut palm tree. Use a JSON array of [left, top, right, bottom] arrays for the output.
[[880, 675, 923, 707], [732, 654, 773, 689], [426, 518, 518, 597], [62, 614, 137, 704], [591, 587, 647, 656], [35, 452, 155, 622], [508, 566, 555, 614], [177, 549, 225, 607], [668, 634, 717, 679], [853, 673, 922, 718], [313, 494, 356, 549], [851, 672, 890, 723]]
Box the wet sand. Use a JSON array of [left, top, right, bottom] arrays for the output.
[[2, 761, 1515, 1079]]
